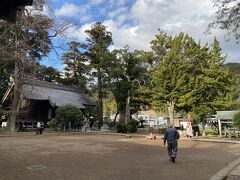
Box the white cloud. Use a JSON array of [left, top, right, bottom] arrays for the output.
[[55, 3, 80, 16], [103, 19, 153, 50], [60, 0, 240, 62], [90, 0, 105, 5], [103, 0, 240, 62], [64, 23, 94, 42], [108, 7, 128, 18], [55, 3, 90, 21], [108, 0, 128, 7]]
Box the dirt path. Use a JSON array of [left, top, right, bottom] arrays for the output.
[[0, 135, 239, 180]]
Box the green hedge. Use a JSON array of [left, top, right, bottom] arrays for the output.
[[116, 119, 138, 133]]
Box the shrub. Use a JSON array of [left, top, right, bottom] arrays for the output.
[[116, 124, 127, 133], [233, 111, 240, 129], [49, 118, 58, 130], [192, 124, 200, 136], [52, 104, 83, 131], [83, 107, 98, 128], [116, 119, 138, 133], [126, 119, 138, 133]]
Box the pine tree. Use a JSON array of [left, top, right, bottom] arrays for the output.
[[61, 41, 88, 88], [85, 22, 113, 128]]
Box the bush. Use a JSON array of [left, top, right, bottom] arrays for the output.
[[233, 111, 240, 129], [116, 119, 138, 133], [116, 124, 127, 133], [126, 119, 138, 133], [192, 124, 200, 136], [52, 104, 83, 131], [83, 107, 98, 128], [48, 118, 58, 130]]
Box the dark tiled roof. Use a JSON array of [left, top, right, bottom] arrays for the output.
[[21, 78, 94, 109]]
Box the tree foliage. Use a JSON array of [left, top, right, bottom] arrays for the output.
[[151, 31, 236, 125], [209, 0, 240, 42], [151, 32, 193, 124], [233, 111, 240, 129], [36, 65, 61, 82], [84, 22, 113, 127], [0, 1, 68, 133], [109, 47, 148, 123], [61, 41, 88, 88], [54, 104, 83, 131]]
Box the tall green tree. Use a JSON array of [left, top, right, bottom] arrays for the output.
[[109, 47, 148, 124], [151, 32, 236, 126], [224, 63, 240, 109], [151, 32, 193, 125], [85, 22, 113, 127], [179, 38, 235, 131], [61, 41, 88, 88]]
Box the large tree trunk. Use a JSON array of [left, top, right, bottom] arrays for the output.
[[119, 110, 126, 124], [9, 61, 23, 134], [97, 69, 103, 129], [167, 101, 175, 127], [125, 90, 131, 124]]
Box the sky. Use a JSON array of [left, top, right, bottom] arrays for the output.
[[41, 0, 240, 71]]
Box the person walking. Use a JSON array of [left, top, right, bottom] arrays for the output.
[[36, 121, 41, 135], [18, 121, 23, 132], [186, 122, 193, 138], [39, 122, 44, 135], [163, 124, 180, 163], [22, 120, 27, 132]]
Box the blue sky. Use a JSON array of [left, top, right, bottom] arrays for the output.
[[41, 0, 240, 71]]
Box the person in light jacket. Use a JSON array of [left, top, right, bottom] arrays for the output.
[[186, 122, 193, 138], [36, 121, 41, 135]]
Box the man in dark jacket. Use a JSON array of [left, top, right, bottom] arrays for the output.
[[164, 124, 180, 163]]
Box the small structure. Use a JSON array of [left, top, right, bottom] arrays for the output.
[[213, 111, 239, 136], [1, 78, 95, 128]]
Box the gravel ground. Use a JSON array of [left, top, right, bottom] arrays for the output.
[[0, 134, 239, 180]]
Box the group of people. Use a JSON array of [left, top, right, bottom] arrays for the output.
[[17, 121, 45, 134], [163, 122, 193, 163]]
